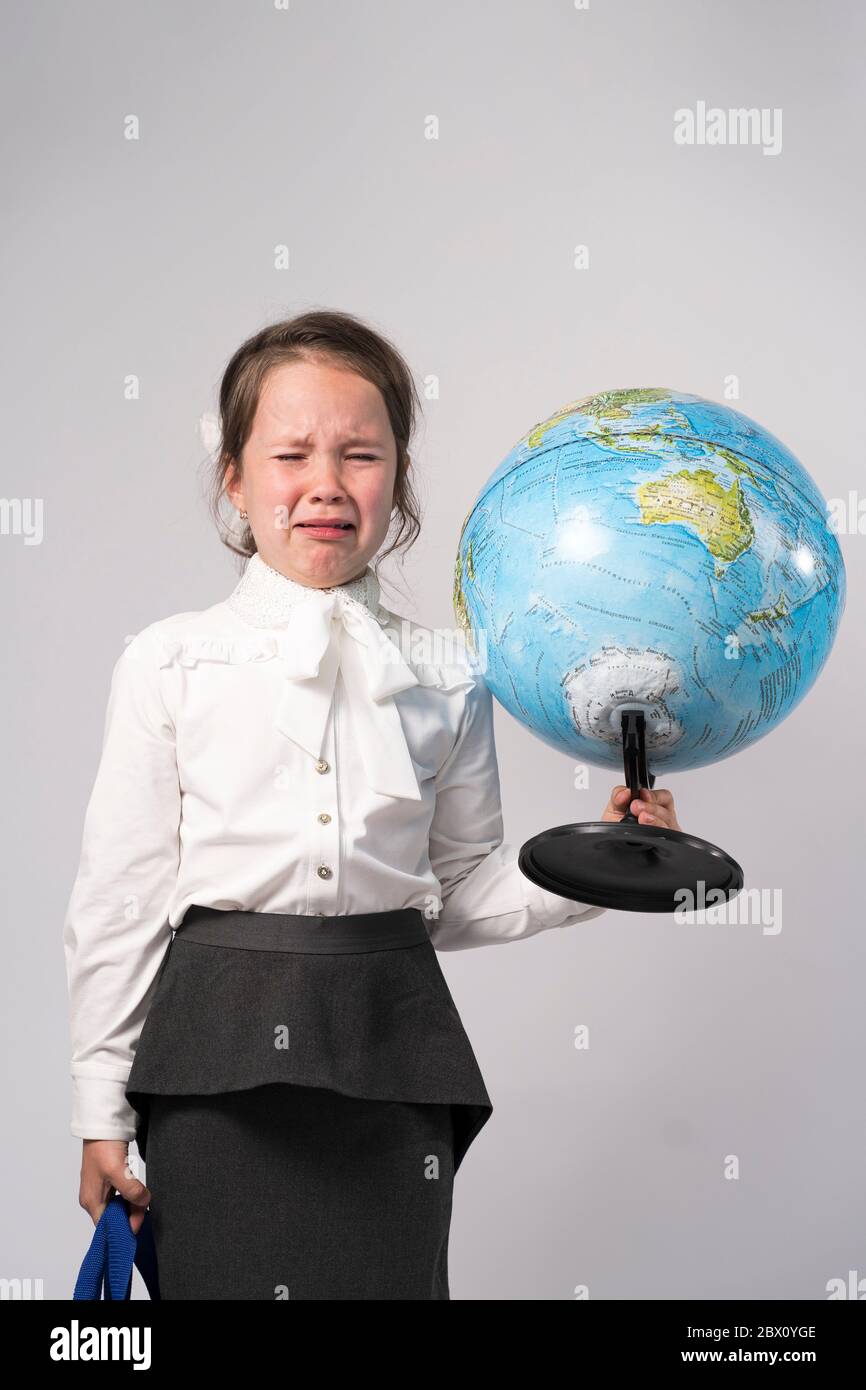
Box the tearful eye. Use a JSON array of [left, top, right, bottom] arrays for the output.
[[275, 454, 379, 463]]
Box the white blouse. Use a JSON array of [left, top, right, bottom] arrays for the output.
[[63, 553, 606, 1140]]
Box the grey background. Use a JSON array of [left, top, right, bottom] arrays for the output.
[[3, 0, 862, 1299]]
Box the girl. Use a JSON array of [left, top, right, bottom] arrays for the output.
[[65, 309, 683, 1300]]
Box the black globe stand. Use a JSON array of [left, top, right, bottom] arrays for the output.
[[518, 710, 744, 913]]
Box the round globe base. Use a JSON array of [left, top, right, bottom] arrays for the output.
[[518, 820, 744, 914]]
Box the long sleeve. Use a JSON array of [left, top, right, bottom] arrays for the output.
[[63, 628, 181, 1140], [426, 672, 606, 950]]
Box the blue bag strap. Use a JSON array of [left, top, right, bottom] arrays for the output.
[[73, 1194, 161, 1300]]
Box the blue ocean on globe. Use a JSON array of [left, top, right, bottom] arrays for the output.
[[453, 388, 846, 774]]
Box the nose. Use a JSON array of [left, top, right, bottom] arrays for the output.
[[309, 486, 347, 502], [305, 456, 348, 504]]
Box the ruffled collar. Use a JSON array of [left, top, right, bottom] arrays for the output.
[[227, 552, 383, 630]]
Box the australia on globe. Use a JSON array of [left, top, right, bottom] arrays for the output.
[[453, 388, 846, 777]]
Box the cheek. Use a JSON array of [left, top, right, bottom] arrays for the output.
[[254, 467, 302, 507], [357, 476, 395, 525]]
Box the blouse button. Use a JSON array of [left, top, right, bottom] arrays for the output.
[[317, 812, 331, 824], [317, 864, 332, 879], [315, 759, 330, 774]]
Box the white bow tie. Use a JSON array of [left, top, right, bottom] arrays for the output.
[[272, 589, 423, 801], [223, 554, 426, 800]]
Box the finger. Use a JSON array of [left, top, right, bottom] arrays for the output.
[[629, 794, 666, 820], [631, 789, 674, 811], [110, 1160, 152, 1229], [601, 789, 629, 822], [127, 1204, 149, 1236], [648, 788, 674, 808], [637, 805, 679, 830], [632, 787, 672, 806], [80, 1171, 120, 1227], [601, 787, 630, 818]]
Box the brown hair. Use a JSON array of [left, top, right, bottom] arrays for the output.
[[207, 308, 423, 573]]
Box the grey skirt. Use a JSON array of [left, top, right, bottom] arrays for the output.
[[124, 904, 493, 1300]]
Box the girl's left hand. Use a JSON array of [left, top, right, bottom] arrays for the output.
[[600, 785, 682, 832]]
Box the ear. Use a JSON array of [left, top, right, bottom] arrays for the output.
[[224, 458, 244, 510]]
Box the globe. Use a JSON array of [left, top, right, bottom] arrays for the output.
[[453, 388, 846, 778]]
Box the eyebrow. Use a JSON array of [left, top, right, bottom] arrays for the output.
[[265, 434, 384, 448]]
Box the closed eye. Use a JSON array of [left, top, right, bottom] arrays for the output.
[[276, 454, 380, 462]]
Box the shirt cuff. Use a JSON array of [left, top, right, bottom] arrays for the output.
[[70, 1075, 139, 1142]]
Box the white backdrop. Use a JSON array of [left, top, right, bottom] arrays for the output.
[[3, 0, 863, 1299]]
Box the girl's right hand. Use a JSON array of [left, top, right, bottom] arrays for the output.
[[79, 1139, 152, 1235]]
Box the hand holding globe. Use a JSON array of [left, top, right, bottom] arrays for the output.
[[603, 785, 682, 832]]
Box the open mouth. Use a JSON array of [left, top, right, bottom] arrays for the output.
[[295, 521, 356, 539]]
